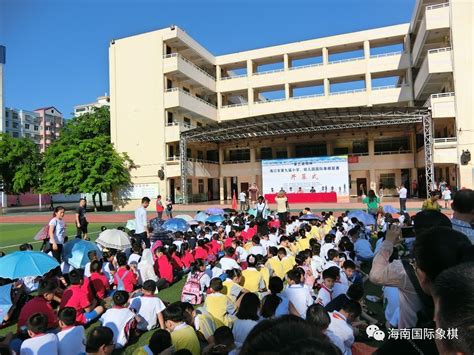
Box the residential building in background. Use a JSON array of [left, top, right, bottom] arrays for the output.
[[34, 107, 63, 152], [109, 0, 473, 207], [74, 95, 110, 117], [0, 46, 5, 136]]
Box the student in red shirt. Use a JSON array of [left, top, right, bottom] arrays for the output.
[[224, 231, 236, 249], [17, 279, 59, 333], [180, 242, 195, 269], [89, 260, 110, 300], [114, 252, 139, 293], [154, 247, 174, 285], [194, 239, 209, 260], [60, 269, 104, 325], [209, 234, 222, 255], [169, 244, 185, 270]]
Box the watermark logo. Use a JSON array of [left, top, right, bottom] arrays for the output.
[[366, 324, 386, 341]]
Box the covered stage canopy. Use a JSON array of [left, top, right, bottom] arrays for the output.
[[179, 107, 433, 202]]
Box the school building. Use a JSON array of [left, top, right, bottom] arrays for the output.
[[109, 0, 473, 207]]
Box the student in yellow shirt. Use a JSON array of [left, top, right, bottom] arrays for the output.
[[256, 254, 270, 290], [278, 247, 296, 274], [222, 269, 247, 306], [163, 304, 200, 355], [179, 302, 223, 344], [296, 227, 311, 252], [204, 278, 236, 326], [266, 247, 285, 279], [422, 191, 442, 211], [241, 255, 266, 293]]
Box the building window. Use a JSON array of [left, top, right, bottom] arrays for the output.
[[276, 150, 288, 159], [186, 148, 192, 158], [228, 149, 250, 162], [197, 150, 204, 160], [12, 112, 18, 120], [46, 126, 50, 131], [183, 117, 191, 127], [166, 79, 173, 90], [166, 45, 172, 55], [4, 110, 8, 117], [295, 143, 327, 158], [206, 150, 218, 162], [12, 122, 18, 128], [5, 121, 8, 127], [187, 179, 193, 195], [334, 147, 349, 155], [260, 147, 273, 160], [352, 140, 368, 155], [182, 87, 190, 93], [380, 173, 396, 189], [168, 145, 175, 158], [25, 124, 30, 129], [196, 122, 202, 127], [198, 179, 204, 194], [167, 112, 174, 125], [12, 132, 19, 138], [34, 125, 39, 131], [374, 137, 410, 154]]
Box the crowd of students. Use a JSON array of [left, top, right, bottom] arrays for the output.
[[0, 189, 473, 354]]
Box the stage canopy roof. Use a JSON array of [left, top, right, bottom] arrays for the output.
[[181, 107, 430, 143]]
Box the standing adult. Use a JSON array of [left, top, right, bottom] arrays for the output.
[[156, 195, 164, 220], [362, 190, 380, 218], [165, 197, 173, 219], [397, 184, 408, 214], [48, 206, 66, 262], [248, 183, 259, 206], [135, 197, 151, 248], [75, 198, 89, 240], [441, 186, 452, 209], [239, 191, 247, 212], [275, 191, 288, 228], [411, 179, 418, 198], [255, 196, 267, 219], [450, 189, 474, 243]]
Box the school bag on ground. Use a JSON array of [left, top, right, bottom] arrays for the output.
[[181, 272, 204, 305]]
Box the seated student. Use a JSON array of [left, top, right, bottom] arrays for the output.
[[329, 267, 349, 299], [17, 279, 59, 333], [163, 304, 200, 355], [261, 276, 298, 318], [349, 228, 374, 263], [255, 254, 270, 290], [249, 236, 265, 256], [130, 280, 166, 332], [277, 247, 295, 274], [128, 243, 142, 266], [339, 260, 356, 286], [295, 251, 315, 288], [222, 269, 246, 305], [310, 241, 325, 278], [84, 250, 99, 277], [114, 252, 139, 293], [320, 234, 336, 260], [316, 268, 336, 307], [232, 293, 261, 347], [60, 269, 104, 325], [325, 284, 364, 313], [194, 240, 209, 261], [204, 278, 236, 326], [306, 304, 345, 354], [57, 307, 86, 355], [323, 249, 340, 270], [241, 255, 266, 293], [178, 301, 222, 343], [89, 260, 110, 300], [203, 326, 236, 355], [232, 240, 249, 269], [169, 244, 185, 273], [85, 326, 115, 355], [134, 329, 173, 355], [283, 269, 313, 319], [182, 259, 210, 305], [219, 247, 241, 273], [99, 291, 139, 349], [102, 250, 116, 286], [154, 247, 174, 287], [20, 313, 59, 354], [266, 247, 285, 280], [327, 300, 362, 355], [180, 242, 195, 270]]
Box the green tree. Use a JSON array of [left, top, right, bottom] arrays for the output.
[[0, 133, 42, 195], [40, 107, 135, 209]]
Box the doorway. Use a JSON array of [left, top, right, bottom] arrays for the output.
[[356, 178, 367, 196], [169, 179, 175, 203], [240, 182, 249, 195]]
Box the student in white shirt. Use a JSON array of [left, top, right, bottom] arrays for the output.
[[134, 197, 151, 248], [130, 280, 166, 331], [84, 250, 99, 278], [327, 300, 362, 355], [219, 247, 241, 272], [397, 185, 408, 213], [320, 235, 336, 261], [323, 249, 341, 271], [100, 291, 140, 349], [316, 268, 337, 307], [249, 236, 266, 256], [57, 307, 86, 355], [20, 313, 59, 355], [283, 269, 314, 319], [305, 304, 345, 355], [268, 227, 280, 246], [310, 242, 325, 279], [232, 293, 260, 347]]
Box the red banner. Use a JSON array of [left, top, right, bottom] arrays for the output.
[[264, 192, 337, 204]]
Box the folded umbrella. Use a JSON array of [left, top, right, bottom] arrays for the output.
[[0, 251, 59, 279], [62, 239, 102, 269], [162, 218, 190, 233], [96, 229, 131, 251], [347, 210, 376, 225]]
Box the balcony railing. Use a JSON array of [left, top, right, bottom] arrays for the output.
[[223, 160, 251, 164], [434, 137, 457, 144], [431, 92, 455, 99], [426, 2, 449, 11], [165, 88, 217, 108], [328, 56, 365, 65], [220, 73, 247, 80], [255, 98, 286, 104], [428, 47, 452, 54], [289, 62, 323, 71], [370, 51, 404, 59], [166, 121, 195, 130], [221, 102, 248, 108], [289, 93, 325, 100], [253, 68, 285, 76], [166, 155, 219, 164], [372, 84, 409, 91], [163, 53, 215, 80], [329, 88, 366, 96], [374, 149, 412, 155]]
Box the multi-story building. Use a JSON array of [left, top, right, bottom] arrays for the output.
[[109, 0, 473, 206], [34, 107, 63, 152], [74, 95, 110, 117], [0, 46, 5, 136]]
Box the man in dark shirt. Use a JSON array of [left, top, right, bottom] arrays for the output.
[[75, 198, 89, 240], [325, 284, 364, 312]]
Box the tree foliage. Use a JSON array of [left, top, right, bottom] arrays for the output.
[[0, 133, 42, 194], [40, 107, 135, 206]]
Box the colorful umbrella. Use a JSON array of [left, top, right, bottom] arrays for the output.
[[174, 214, 193, 222], [96, 229, 131, 251], [194, 212, 209, 222], [347, 210, 376, 225], [162, 218, 189, 232], [205, 208, 225, 215], [62, 239, 102, 269], [0, 251, 59, 279], [383, 205, 399, 214], [206, 215, 225, 224], [0, 284, 12, 320], [299, 214, 323, 221]]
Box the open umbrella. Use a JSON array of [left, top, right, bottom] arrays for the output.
[[62, 239, 102, 269], [383, 205, 399, 214], [125, 219, 136, 231], [162, 218, 189, 233], [347, 210, 376, 225], [194, 212, 209, 223], [96, 229, 131, 251], [223, 208, 237, 213], [205, 207, 225, 215], [248, 208, 257, 217], [206, 215, 225, 224], [0, 251, 59, 279], [299, 214, 323, 221], [0, 284, 12, 321], [188, 220, 200, 226], [174, 214, 193, 222]]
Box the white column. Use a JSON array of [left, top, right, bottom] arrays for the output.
[[216, 65, 221, 80], [285, 83, 291, 99], [364, 40, 372, 107], [324, 78, 330, 97], [322, 47, 329, 65], [219, 177, 225, 201], [284, 53, 290, 70], [250, 147, 256, 163]]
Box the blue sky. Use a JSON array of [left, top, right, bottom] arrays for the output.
[[1, 0, 415, 117]]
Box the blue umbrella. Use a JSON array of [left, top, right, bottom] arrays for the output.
[[206, 215, 224, 224], [0, 251, 59, 279], [248, 208, 257, 217], [383, 205, 399, 214], [62, 239, 102, 269], [347, 211, 376, 225], [205, 207, 225, 215], [194, 212, 209, 223], [162, 218, 190, 232], [299, 214, 323, 221], [0, 284, 12, 321]]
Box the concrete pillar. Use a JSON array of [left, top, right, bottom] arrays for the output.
[[284, 53, 290, 70], [287, 145, 294, 158], [216, 65, 221, 80], [326, 141, 334, 156], [247, 59, 253, 76], [219, 177, 224, 201], [285, 83, 291, 99], [226, 177, 232, 200], [369, 169, 377, 191], [368, 139, 375, 156], [322, 47, 329, 65], [324, 78, 330, 96], [217, 93, 222, 109], [248, 88, 254, 105], [364, 40, 372, 107], [250, 147, 256, 163]]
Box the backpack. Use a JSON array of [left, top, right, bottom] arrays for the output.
[[114, 270, 130, 291], [181, 272, 204, 305]]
